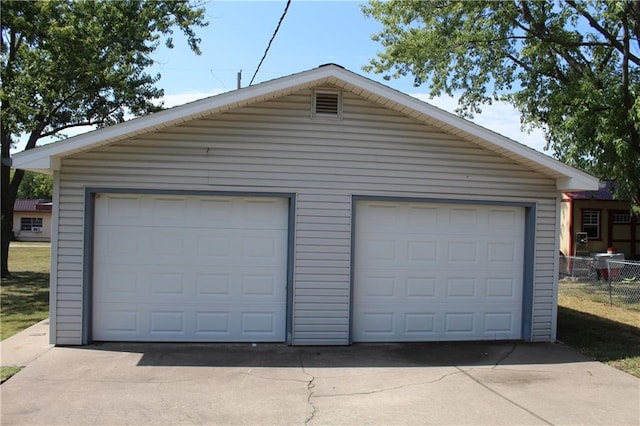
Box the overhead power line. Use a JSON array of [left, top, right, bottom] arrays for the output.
[[249, 0, 292, 86]]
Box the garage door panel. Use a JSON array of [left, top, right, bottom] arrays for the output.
[[355, 200, 524, 342], [446, 278, 477, 297], [356, 272, 521, 299], [93, 194, 288, 342], [94, 266, 286, 302], [405, 313, 436, 334], [99, 309, 139, 335], [488, 208, 520, 229], [487, 242, 518, 262], [407, 241, 439, 262], [359, 203, 521, 233], [358, 239, 521, 270], [95, 227, 287, 267], [406, 277, 437, 297], [484, 312, 515, 333], [94, 302, 287, 342], [355, 308, 520, 341], [486, 278, 517, 298], [96, 195, 287, 228]]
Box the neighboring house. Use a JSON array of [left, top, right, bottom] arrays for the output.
[[13, 64, 598, 346], [12, 198, 52, 242], [560, 182, 639, 259]]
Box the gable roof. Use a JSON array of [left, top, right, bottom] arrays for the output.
[[14, 199, 53, 212], [12, 64, 598, 192]]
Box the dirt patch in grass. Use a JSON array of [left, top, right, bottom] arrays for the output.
[[1, 244, 50, 341], [558, 294, 640, 378]]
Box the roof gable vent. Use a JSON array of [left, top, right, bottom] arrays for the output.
[[312, 90, 342, 118]]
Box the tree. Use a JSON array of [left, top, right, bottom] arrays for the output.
[[12, 170, 53, 199], [363, 0, 640, 211], [1, 0, 208, 277]]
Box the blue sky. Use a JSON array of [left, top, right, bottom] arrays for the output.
[[149, 0, 548, 154], [13, 0, 548, 154], [152, 0, 386, 93]]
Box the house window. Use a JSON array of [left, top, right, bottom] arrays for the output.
[[612, 212, 631, 224], [20, 217, 43, 231], [582, 210, 600, 239], [312, 90, 342, 119]]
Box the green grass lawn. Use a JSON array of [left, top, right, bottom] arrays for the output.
[[558, 290, 640, 378], [559, 278, 640, 311], [1, 242, 51, 341], [1, 242, 50, 383]]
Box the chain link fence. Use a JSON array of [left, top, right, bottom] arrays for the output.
[[558, 255, 640, 310], [607, 260, 640, 306]]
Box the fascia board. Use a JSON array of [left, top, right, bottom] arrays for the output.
[[555, 176, 601, 192], [10, 155, 58, 174]]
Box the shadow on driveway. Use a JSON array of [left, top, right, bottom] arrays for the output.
[[4, 340, 638, 425], [80, 341, 590, 368]]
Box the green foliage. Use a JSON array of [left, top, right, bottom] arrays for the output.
[[0, 0, 208, 277], [363, 0, 640, 208], [10, 170, 52, 199], [1, 0, 207, 141]]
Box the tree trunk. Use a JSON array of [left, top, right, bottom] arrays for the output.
[[1, 197, 14, 278], [0, 124, 26, 277], [1, 169, 25, 278], [1, 134, 14, 277]]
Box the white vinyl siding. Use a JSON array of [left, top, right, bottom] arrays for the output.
[[53, 87, 558, 345]]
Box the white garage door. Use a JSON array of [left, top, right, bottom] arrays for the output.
[[92, 194, 289, 342], [354, 200, 524, 342]]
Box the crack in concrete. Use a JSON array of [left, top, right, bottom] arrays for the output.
[[313, 369, 463, 399], [241, 371, 310, 384], [492, 342, 519, 369], [299, 352, 317, 425], [456, 367, 554, 425]]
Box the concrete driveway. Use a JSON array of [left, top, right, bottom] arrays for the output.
[[1, 341, 638, 425]]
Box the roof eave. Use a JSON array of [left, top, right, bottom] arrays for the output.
[[11, 64, 601, 192], [11, 155, 59, 174], [12, 66, 343, 172], [327, 67, 600, 192], [555, 176, 600, 192]]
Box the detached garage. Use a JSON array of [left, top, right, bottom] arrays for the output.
[[13, 64, 599, 346]]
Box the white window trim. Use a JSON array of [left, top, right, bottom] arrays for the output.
[[611, 212, 631, 224], [582, 210, 601, 240]]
